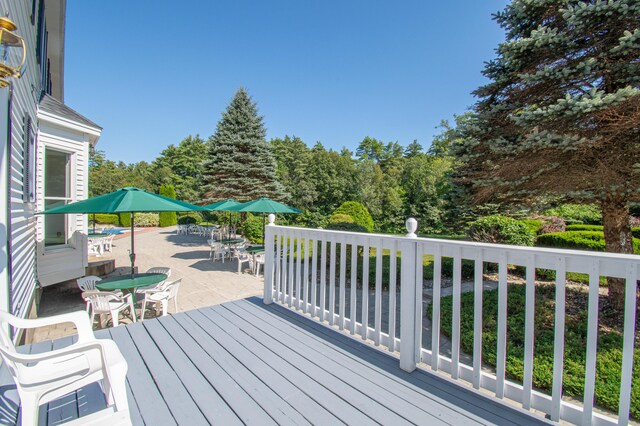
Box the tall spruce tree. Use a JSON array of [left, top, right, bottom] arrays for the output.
[[202, 88, 286, 203], [457, 0, 640, 308]]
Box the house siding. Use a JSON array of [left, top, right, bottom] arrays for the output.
[[1, 0, 42, 320]]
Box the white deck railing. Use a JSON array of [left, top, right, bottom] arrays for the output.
[[263, 217, 638, 426]]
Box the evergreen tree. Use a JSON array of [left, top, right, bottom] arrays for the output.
[[456, 0, 640, 308], [149, 135, 207, 202], [202, 88, 286, 203], [404, 140, 423, 158]]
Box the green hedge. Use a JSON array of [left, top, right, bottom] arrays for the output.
[[158, 185, 178, 227], [565, 224, 604, 232], [119, 212, 131, 228], [543, 203, 602, 225], [177, 212, 202, 224], [326, 222, 369, 233], [328, 213, 354, 224], [466, 215, 535, 246], [632, 227, 640, 239], [331, 202, 374, 232], [519, 219, 543, 235], [537, 231, 640, 253], [134, 213, 159, 227], [93, 213, 120, 226], [242, 213, 264, 244], [430, 284, 639, 419]]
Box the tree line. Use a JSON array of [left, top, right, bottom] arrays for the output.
[[89, 88, 464, 235]]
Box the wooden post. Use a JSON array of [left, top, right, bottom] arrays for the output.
[[399, 218, 419, 372], [263, 214, 276, 304]]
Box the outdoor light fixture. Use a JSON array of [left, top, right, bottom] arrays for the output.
[[0, 16, 25, 88]]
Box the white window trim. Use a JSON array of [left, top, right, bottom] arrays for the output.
[[43, 147, 75, 250]]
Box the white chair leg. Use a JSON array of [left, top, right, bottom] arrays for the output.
[[161, 300, 168, 317], [129, 298, 137, 323], [111, 311, 119, 327], [18, 391, 40, 426], [108, 368, 130, 412], [174, 296, 178, 313], [140, 299, 148, 321]]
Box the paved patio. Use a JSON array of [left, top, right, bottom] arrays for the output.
[[32, 227, 262, 342]]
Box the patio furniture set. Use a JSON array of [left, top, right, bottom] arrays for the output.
[[208, 237, 265, 276], [76, 266, 180, 328], [87, 233, 115, 257]]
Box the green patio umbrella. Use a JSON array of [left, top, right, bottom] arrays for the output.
[[229, 198, 302, 241], [203, 199, 241, 240], [37, 187, 207, 277]]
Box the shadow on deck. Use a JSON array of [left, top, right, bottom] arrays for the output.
[[0, 297, 551, 425]]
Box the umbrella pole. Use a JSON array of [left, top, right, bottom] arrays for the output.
[[130, 212, 136, 278], [92, 213, 96, 234], [263, 214, 266, 243]]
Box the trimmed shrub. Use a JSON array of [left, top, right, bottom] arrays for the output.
[[119, 212, 131, 228], [330, 202, 374, 232], [328, 214, 354, 224], [466, 215, 535, 246], [632, 227, 640, 239], [538, 216, 566, 234], [93, 213, 120, 226], [326, 222, 369, 233], [158, 185, 178, 227], [134, 213, 159, 227], [520, 219, 543, 235], [537, 231, 640, 254], [242, 213, 264, 244], [566, 224, 604, 232], [543, 203, 601, 225], [177, 212, 202, 224], [296, 211, 328, 229]]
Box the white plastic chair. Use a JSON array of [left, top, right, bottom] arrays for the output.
[[253, 253, 265, 276], [103, 234, 115, 253], [85, 292, 136, 327], [0, 310, 130, 426], [88, 238, 103, 256], [77, 275, 103, 314], [209, 241, 229, 262], [140, 279, 181, 321], [236, 249, 251, 274], [135, 267, 170, 294]]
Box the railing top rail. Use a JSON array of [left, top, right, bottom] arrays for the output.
[[267, 223, 640, 264]]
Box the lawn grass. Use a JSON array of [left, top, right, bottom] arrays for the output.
[[431, 284, 639, 419]]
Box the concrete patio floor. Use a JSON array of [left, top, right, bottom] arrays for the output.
[[31, 226, 263, 342]]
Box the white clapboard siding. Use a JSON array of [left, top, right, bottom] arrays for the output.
[[264, 220, 640, 426], [2, 0, 41, 320]]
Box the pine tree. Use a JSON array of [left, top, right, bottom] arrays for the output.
[[201, 88, 286, 203], [456, 0, 640, 308]]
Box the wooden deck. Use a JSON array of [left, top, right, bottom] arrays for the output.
[[1, 298, 551, 425]]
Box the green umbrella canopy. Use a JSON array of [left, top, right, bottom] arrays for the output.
[[36, 187, 207, 214], [229, 198, 301, 214], [203, 199, 241, 211], [36, 187, 206, 278]]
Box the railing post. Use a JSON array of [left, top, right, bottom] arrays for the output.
[[263, 214, 276, 304], [400, 218, 419, 372]]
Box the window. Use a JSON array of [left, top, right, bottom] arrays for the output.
[[22, 116, 36, 202], [44, 149, 71, 246]]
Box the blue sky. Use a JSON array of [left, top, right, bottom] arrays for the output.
[[65, 1, 509, 163]]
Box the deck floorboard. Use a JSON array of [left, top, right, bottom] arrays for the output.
[[5, 297, 552, 425]]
